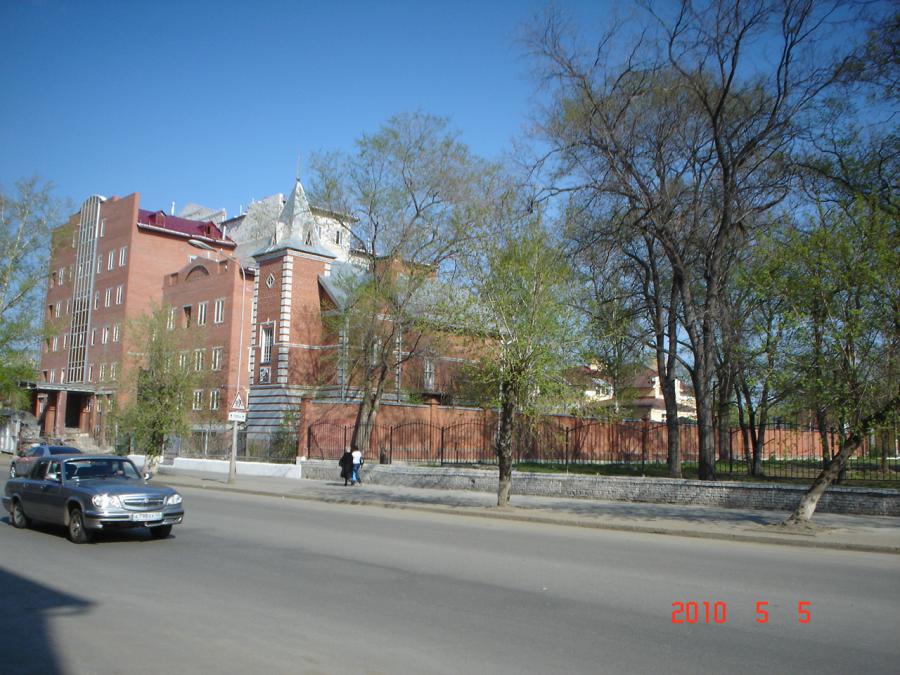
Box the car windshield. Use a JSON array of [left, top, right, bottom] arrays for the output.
[[64, 458, 142, 481]]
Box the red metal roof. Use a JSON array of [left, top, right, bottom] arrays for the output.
[[137, 209, 234, 246]]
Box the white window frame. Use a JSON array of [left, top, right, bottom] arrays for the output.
[[107, 250, 115, 271], [102, 326, 109, 344], [211, 346, 223, 371], [113, 323, 120, 342], [194, 349, 204, 371], [260, 324, 274, 364], [192, 390, 203, 411], [104, 288, 111, 308], [119, 245, 128, 267], [116, 284, 124, 305], [167, 307, 176, 331], [213, 298, 225, 324], [197, 301, 208, 326], [210, 389, 220, 411]]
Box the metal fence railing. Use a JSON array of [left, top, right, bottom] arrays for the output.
[[305, 419, 899, 484]]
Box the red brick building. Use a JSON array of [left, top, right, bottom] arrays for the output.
[[34, 180, 472, 446], [34, 193, 237, 441]]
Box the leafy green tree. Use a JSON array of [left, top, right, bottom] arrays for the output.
[[116, 305, 203, 474], [310, 112, 498, 457], [0, 178, 63, 407], [462, 221, 580, 506], [775, 200, 899, 523]]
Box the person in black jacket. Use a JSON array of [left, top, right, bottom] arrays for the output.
[[338, 451, 353, 486]]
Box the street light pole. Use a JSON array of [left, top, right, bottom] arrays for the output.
[[189, 238, 246, 484]]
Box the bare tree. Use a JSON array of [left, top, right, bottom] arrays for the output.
[[529, 0, 864, 478], [309, 112, 498, 456]]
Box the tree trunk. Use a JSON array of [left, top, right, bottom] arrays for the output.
[[786, 432, 861, 524], [787, 399, 899, 523], [350, 368, 388, 458], [496, 383, 515, 506]]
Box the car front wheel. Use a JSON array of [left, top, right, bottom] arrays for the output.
[[11, 499, 30, 529], [149, 524, 172, 540], [67, 506, 92, 544]]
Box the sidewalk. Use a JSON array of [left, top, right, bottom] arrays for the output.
[[153, 466, 900, 555]]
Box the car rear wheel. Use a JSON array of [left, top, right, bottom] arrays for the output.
[[67, 506, 92, 544], [149, 524, 172, 540], [11, 499, 30, 528]]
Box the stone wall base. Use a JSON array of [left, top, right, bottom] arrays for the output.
[[301, 460, 900, 516]]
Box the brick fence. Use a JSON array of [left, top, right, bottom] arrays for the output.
[[300, 460, 900, 517]]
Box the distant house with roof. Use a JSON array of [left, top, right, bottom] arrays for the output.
[[575, 365, 697, 422]]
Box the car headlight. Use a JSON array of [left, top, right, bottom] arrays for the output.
[[91, 494, 122, 509], [166, 493, 183, 506]]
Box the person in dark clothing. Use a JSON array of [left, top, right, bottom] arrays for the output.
[[338, 451, 353, 486]]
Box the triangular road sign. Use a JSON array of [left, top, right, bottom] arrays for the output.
[[231, 394, 244, 410]]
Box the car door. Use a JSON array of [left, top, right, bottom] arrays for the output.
[[29, 460, 64, 523], [19, 459, 51, 521]]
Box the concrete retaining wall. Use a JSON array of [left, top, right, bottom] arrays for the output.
[[132, 455, 302, 479], [300, 460, 900, 516]]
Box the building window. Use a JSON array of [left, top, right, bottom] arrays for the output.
[[102, 326, 109, 344], [91, 329, 96, 346], [109, 362, 117, 381], [211, 347, 224, 371], [210, 389, 220, 411], [52, 336, 58, 352], [88, 364, 94, 382], [213, 298, 225, 324], [99, 364, 107, 381], [116, 284, 124, 305], [183, 305, 192, 328], [260, 324, 274, 364], [93, 291, 99, 310], [99, 219, 105, 237], [192, 390, 203, 411], [97, 256, 103, 273], [167, 307, 176, 331], [49, 369, 56, 383], [119, 245, 128, 267], [63, 334, 68, 349], [266, 273, 275, 288], [424, 358, 435, 391], [194, 349, 205, 371], [104, 288, 111, 308], [197, 301, 208, 326], [54, 302, 61, 318], [113, 323, 121, 342], [335, 229, 343, 246], [107, 250, 115, 271], [179, 352, 189, 370]]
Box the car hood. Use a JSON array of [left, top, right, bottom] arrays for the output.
[[69, 479, 177, 497]]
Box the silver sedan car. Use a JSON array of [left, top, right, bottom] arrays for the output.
[[3, 454, 184, 543]]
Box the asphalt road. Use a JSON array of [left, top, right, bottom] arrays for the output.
[[1, 485, 898, 675]]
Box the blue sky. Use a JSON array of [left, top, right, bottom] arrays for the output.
[[1, 0, 611, 218]]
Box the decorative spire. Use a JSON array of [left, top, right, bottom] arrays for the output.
[[273, 177, 319, 247]]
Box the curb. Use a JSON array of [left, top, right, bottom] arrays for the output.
[[158, 475, 900, 556]]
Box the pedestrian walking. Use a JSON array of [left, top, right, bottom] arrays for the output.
[[351, 448, 363, 485], [338, 450, 353, 486]]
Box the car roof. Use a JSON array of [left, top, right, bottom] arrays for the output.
[[62, 454, 133, 461]]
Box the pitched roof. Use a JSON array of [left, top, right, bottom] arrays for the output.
[[137, 209, 234, 247]]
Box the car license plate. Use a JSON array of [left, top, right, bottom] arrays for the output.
[[132, 512, 162, 522]]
